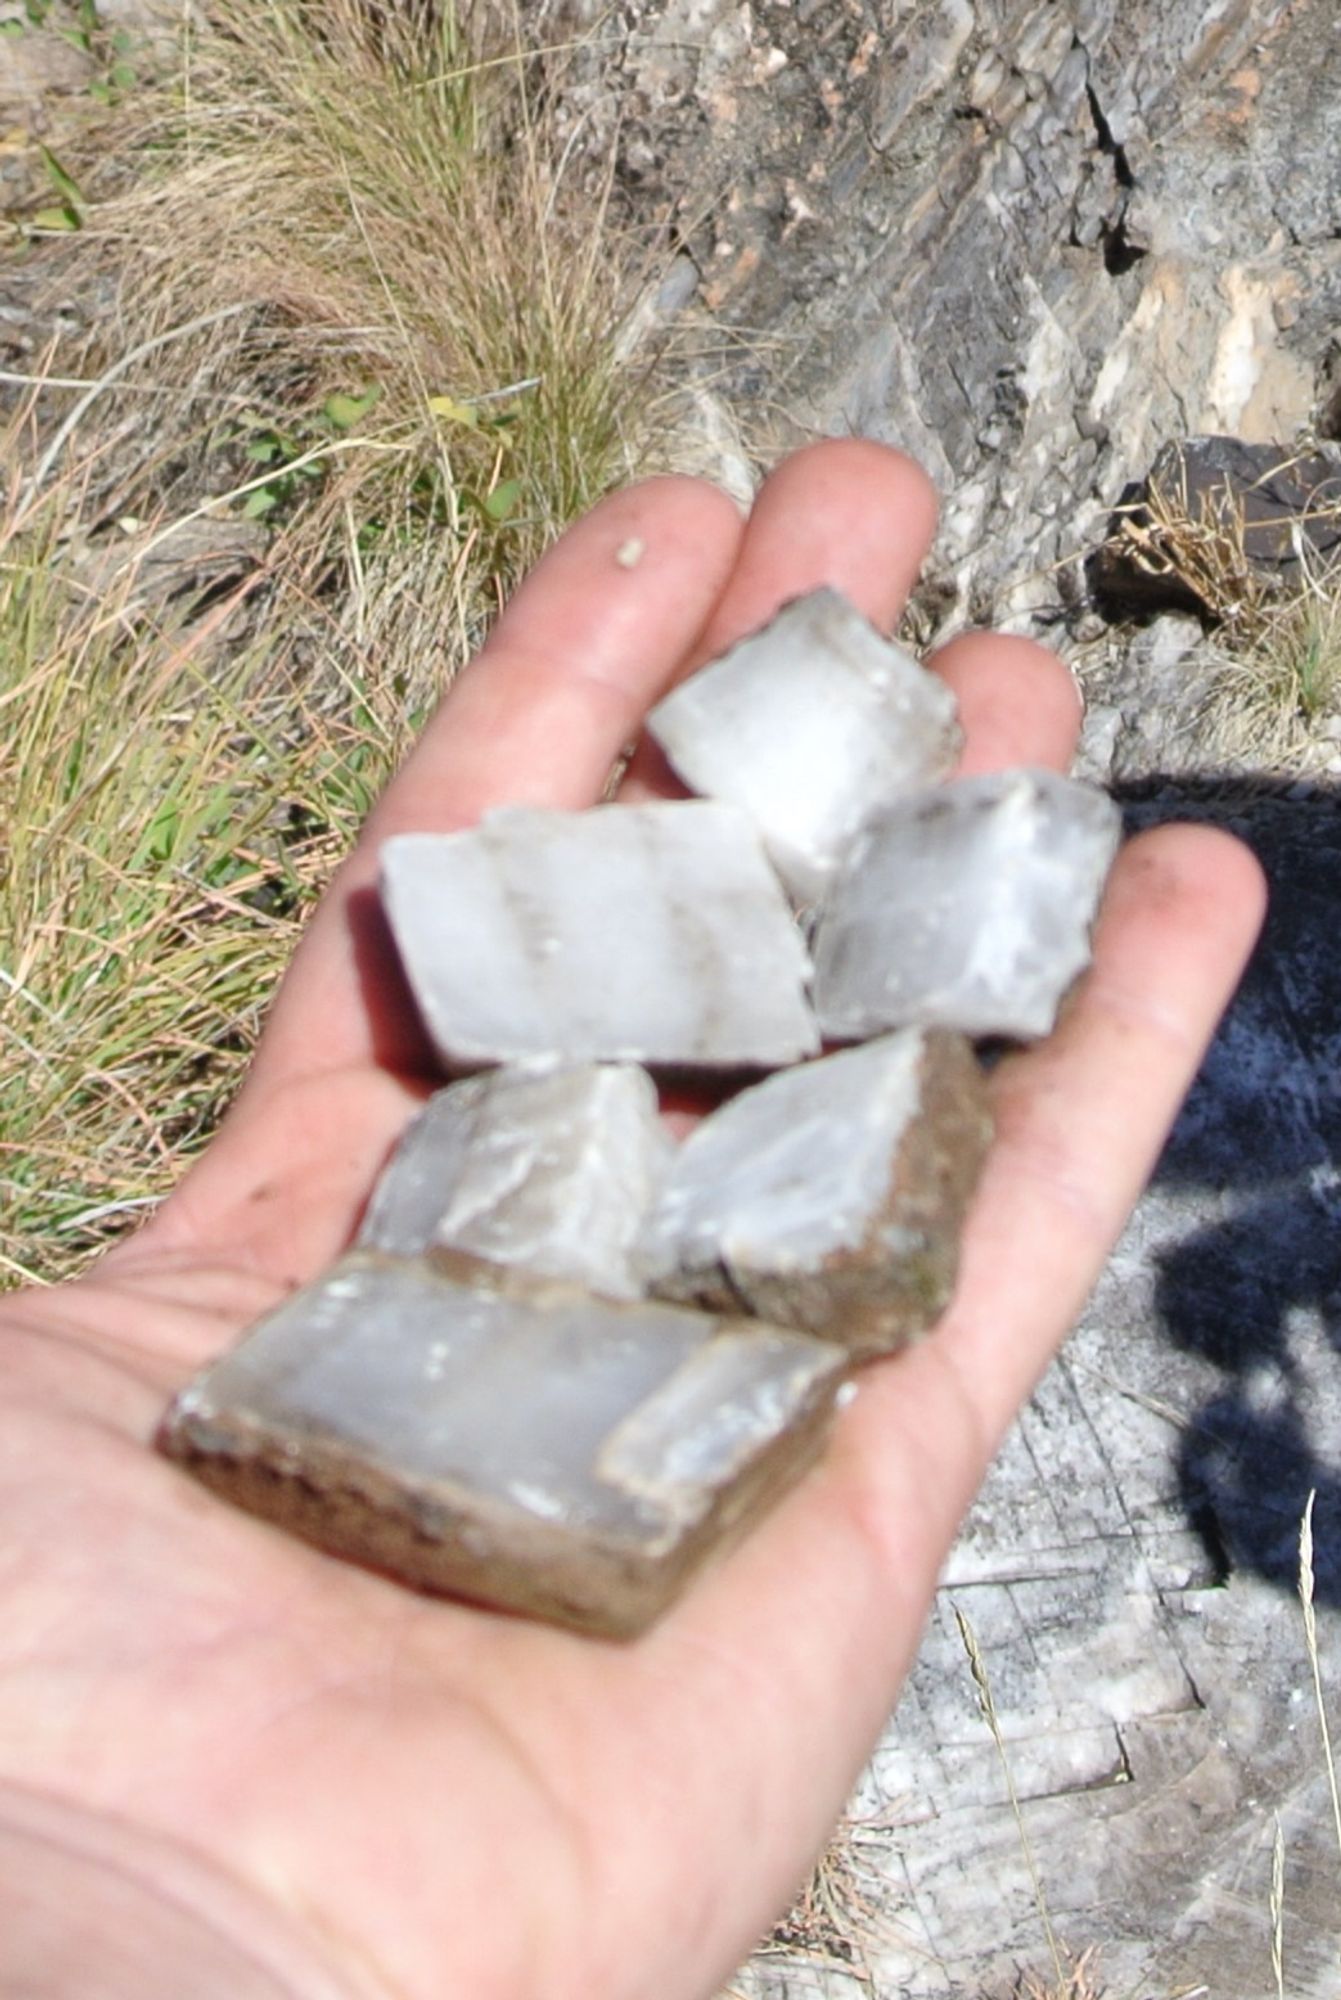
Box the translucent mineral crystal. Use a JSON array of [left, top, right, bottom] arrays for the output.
[[646, 588, 961, 903], [811, 768, 1122, 1041], [639, 1031, 991, 1355], [358, 1064, 670, 1299], [381, 802, 819, 1071], [158, 1256, 846, 1638]]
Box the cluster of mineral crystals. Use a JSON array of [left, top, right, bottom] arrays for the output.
[[159, 586, 1122, 1639]]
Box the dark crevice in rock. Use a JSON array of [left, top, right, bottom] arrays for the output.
[[1085, 84, 1136, 192], [1099, 215, 1146, 278], [1084, 80, 1146, 276]]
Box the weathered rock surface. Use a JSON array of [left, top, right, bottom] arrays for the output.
[[641, 1031, 991, 1356], [545, 0, 1341, 785], [160, 1255, 847, 1639], [812, 770, 1121, 1042], [380, 803, 819, 1071], [647, 588, 960, 904], [589, 0, 1337, 613], [359, 1064, 669, 1298]]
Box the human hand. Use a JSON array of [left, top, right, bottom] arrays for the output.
[[0, 442, 1264, 2000]]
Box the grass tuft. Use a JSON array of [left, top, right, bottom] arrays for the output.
[[0, 442, 382, 1280], [37, 0, 646, 617], [1200, 560, 1341, 768], [757, 1807, 908, 1991], [1, 0, 652, 1284]]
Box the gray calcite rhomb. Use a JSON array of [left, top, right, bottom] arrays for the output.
[[159, 1256, 846, 1638], [639, 1032, 992, 1356], [358, 1064, 669, 1299], [647, 588, 961, 903], [380, 801, 818, 1071], [812, 769, 1122, 1042]]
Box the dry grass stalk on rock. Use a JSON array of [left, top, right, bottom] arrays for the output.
[[1101, 453, 1341, 769], [1010, 1946, 1106, 1999], [715, 1803, 912, 1998]]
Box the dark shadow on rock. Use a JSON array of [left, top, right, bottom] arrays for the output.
[[1178, 1395, 1341, 1603], [1154, 1181, 1341, 1375], [1114, 776, 1341, 1596]]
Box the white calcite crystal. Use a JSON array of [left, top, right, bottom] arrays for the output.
[[381, 802, 819, 1071], [159, 1256, 846, 1638], [358, 1064, 669, 1299], [646, 588, 961, 903], [640, 1031, 991, 1355], [811, 768, 1122, 1041]]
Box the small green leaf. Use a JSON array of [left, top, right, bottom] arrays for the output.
[[0, 22, 26, 39], [87, 79, 112, 102], [484, 478, 523, 522], [109, 61, 137, 90], [31, 206, 80, 232], [112, 27, 137, 53], [142, 795, 182, 865], [427, 394, 478, 427], [323, 386, 381, 429], [244, 439, 280, 464], [40, 146, 85, 213], [242, 487, 279, 519]]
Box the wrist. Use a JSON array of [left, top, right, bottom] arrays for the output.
[[0, 1782, 371, 2000]]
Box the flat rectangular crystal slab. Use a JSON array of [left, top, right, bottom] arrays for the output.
[[158, 1257, 845, 1638], [359, 1064, 669, 1299], [647, 588, 961, 903], [811, 769, 1122, 1041], [640, 1031, 991, 1355], [381, 803, 819, 1071]]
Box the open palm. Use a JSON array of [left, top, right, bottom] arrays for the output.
[[0, 443, 1264, 2000]]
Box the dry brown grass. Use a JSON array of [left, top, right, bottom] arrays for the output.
[[1010, 1947, 1106, 1999], [714, 1805, 913, 1999], [33, 0, 647, 629], [1101, 451, 1341, 769], [1199, 562, 1341, 768], [1, 0, 654, 1284]]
